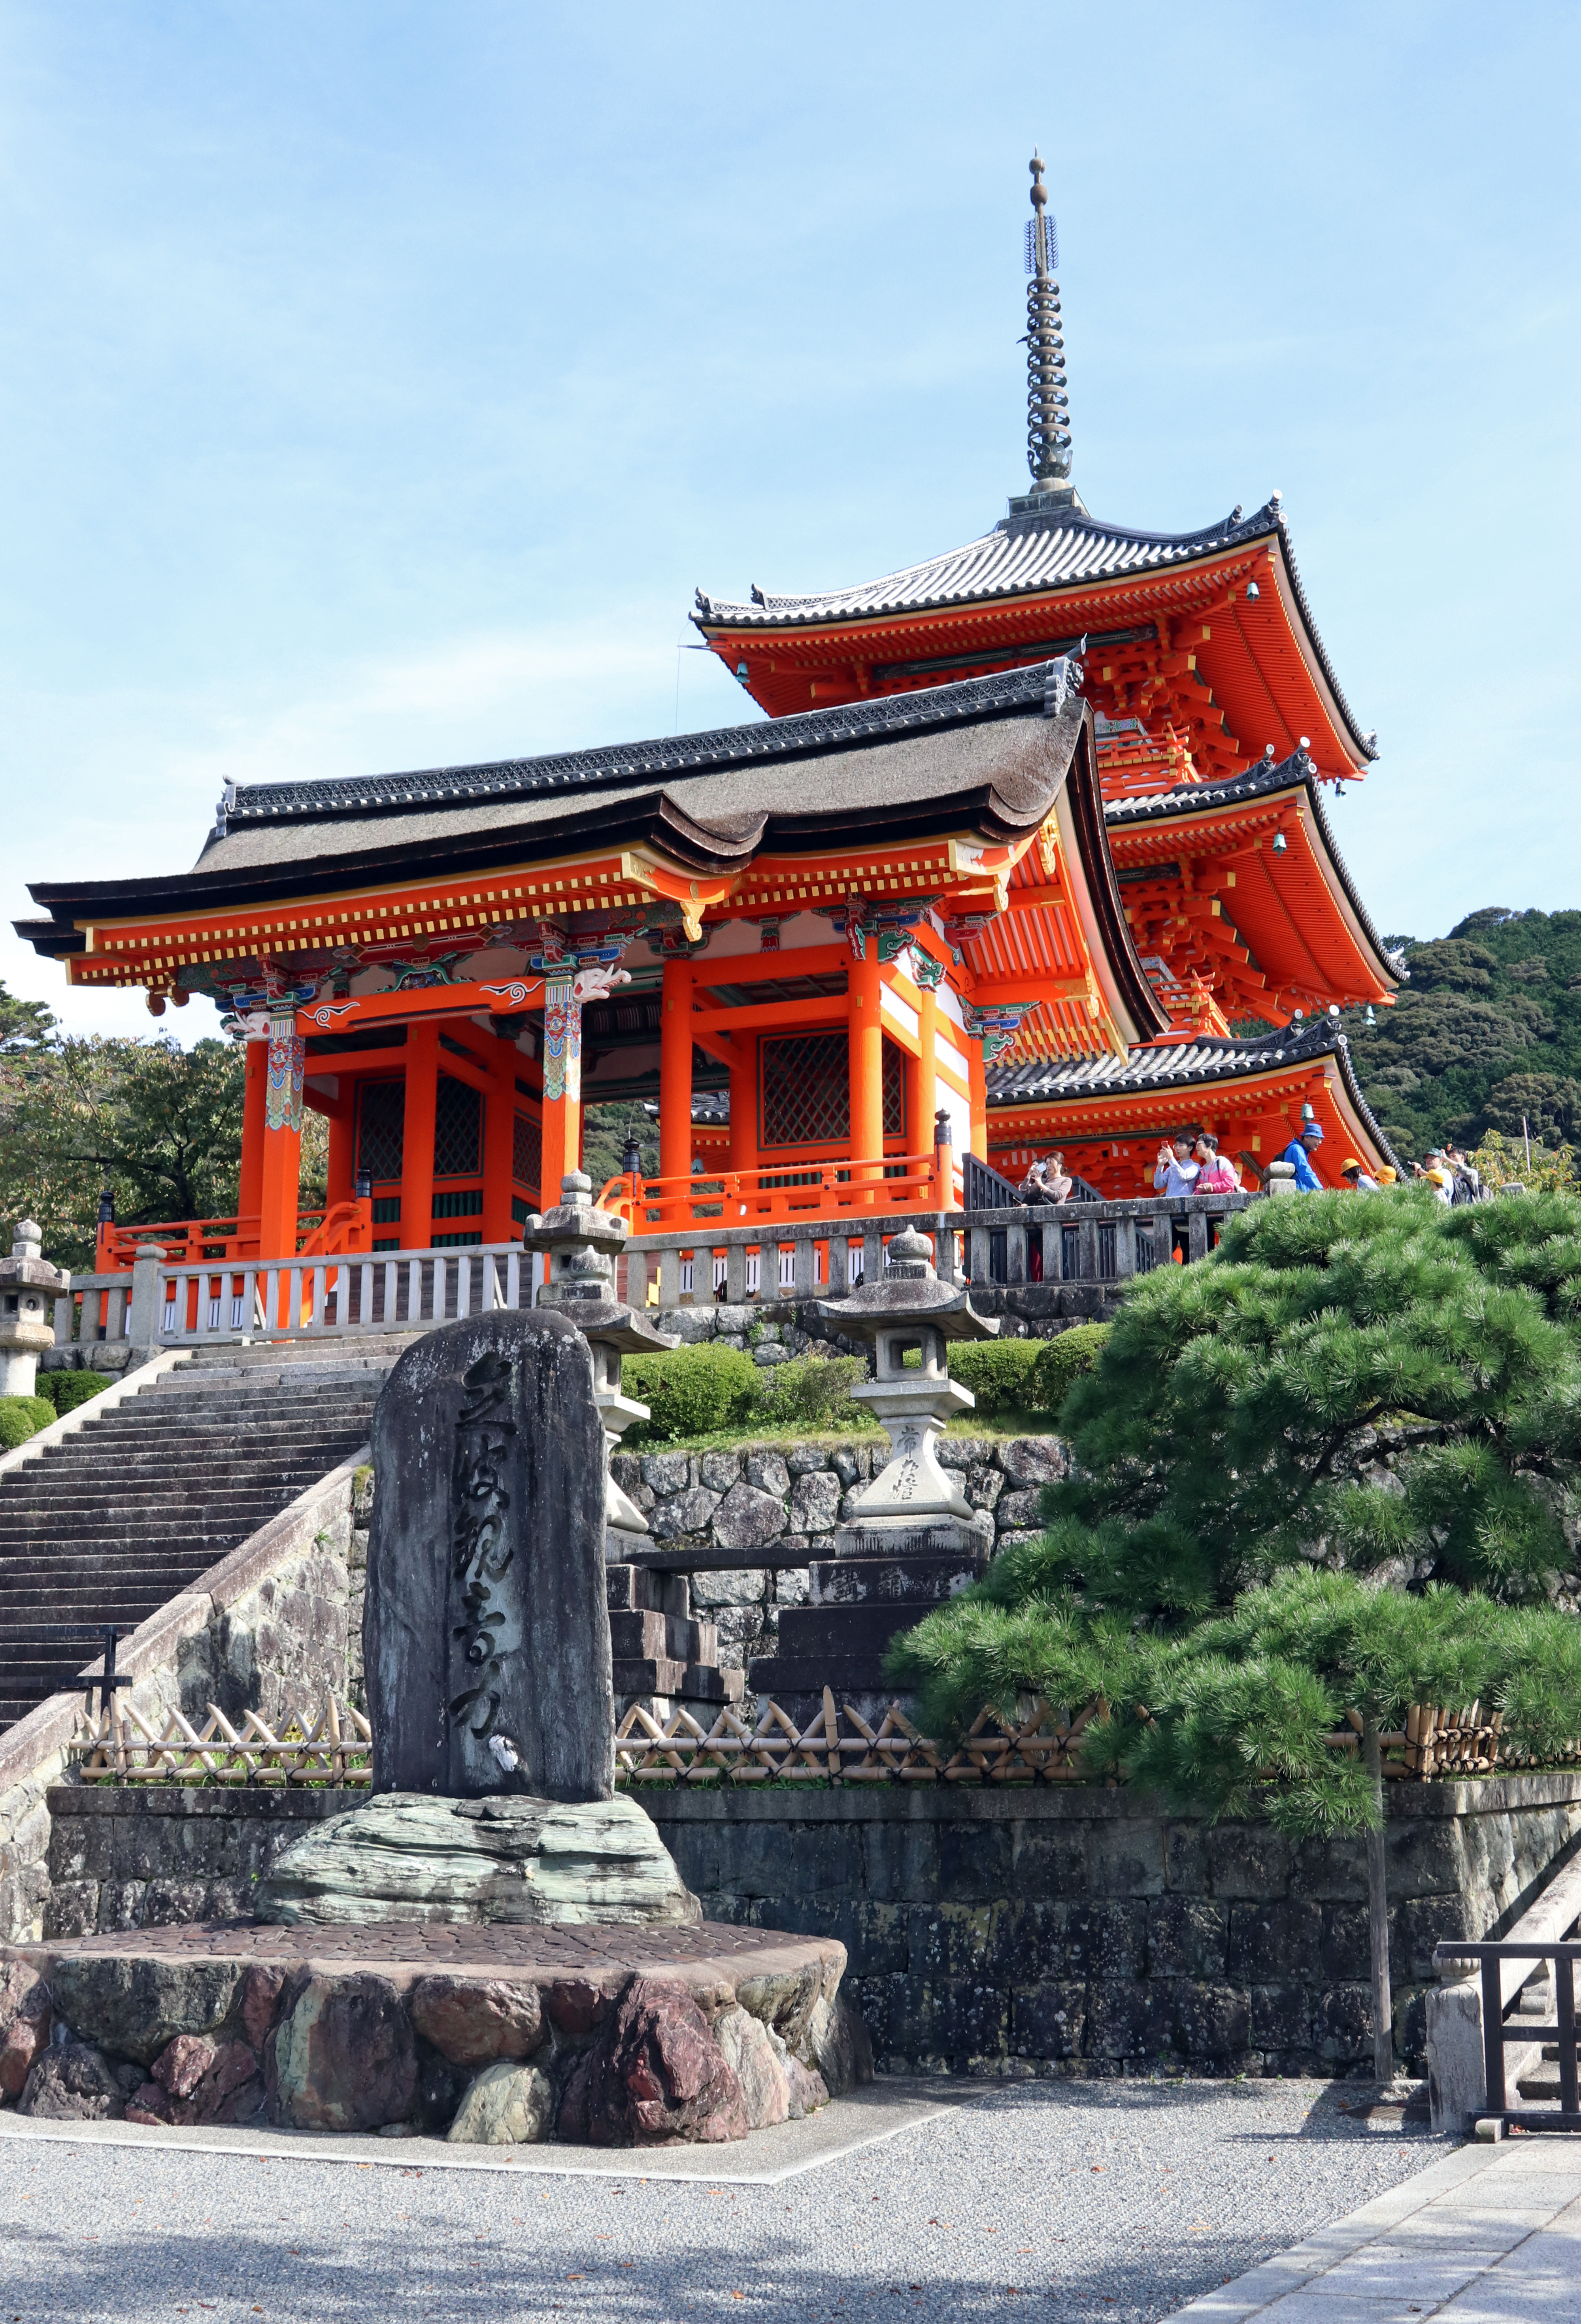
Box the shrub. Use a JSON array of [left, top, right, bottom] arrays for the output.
[[0, 1394, 56, 1450], [756, 1353, 868, 1431], [38, 1370, 109, 1416], [621, 1342, 762, 1443], [1029, 1323, 1111, 1419], [948, 1338, 1044, 1417]]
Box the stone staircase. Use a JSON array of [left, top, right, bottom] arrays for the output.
[[0, 1340, 417, 1732]]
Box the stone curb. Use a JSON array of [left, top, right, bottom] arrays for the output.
[[1164, 2139, 1502, 2318]]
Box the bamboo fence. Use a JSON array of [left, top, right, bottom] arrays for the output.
[[62, 1689, 1579, 1789]]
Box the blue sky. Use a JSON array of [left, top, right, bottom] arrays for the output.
[[2, 1, 1577, 1039]]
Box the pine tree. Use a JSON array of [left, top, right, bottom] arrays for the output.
[[889, 1188, 1581, 2082]]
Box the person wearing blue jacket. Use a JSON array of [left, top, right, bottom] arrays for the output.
[[1279, 1120, 1326, 1190]]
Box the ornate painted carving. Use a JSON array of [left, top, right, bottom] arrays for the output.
[[910, 949, 947, 991], [543, 972, 578, 1105], [963, 1002, 1031, 1064]]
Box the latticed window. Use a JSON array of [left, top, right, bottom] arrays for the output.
[[512, 1110, 541, 1192], [882, 1038, 904, 1139], [357, 1080, 404, 1183], [760, 1032, 848, 1149], [434, 1075, 481, 1178], [759, 1031, 907, 1150]]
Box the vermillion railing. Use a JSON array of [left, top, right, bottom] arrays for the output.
[[96, 1198, 375, 1272], [596, 1147, 960, 1233]]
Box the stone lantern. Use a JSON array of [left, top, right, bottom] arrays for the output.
[[520, 1172, 677, 1549], [817, 1222, 1000, 1540], [0, 1222, 67, 1399], [747, 1222, 1002, 1725]]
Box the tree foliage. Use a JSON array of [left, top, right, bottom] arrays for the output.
[[1352, 906, 1581, 1162], [0, 981, 330, 1272]]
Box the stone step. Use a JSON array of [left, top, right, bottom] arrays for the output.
[[607, 1609, 712, 1663], [0, 1473, 349, 1512], [773, 1602, 937, 1659], [611, 1657, 743, 1703], [30, 1417, 374, 1454]]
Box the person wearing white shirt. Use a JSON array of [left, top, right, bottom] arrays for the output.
[[1153, 1136, 1201, 1200]]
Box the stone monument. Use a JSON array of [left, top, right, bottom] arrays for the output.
[[0, 1222, 66, 1399], [748, 1224, 1000, 1724], [259, 1305, 698, 1929]]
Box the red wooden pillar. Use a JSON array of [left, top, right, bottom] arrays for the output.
[[848, 931, 884, 1194], [402, 1023, 440, 1251], [539, 973, 581, 1207], [968, 1039, 988, 1162], [257, 1010, 303, 1268], [325, 1105, 354, 1214], [728, 1044, 756, 1180], [239, 1041, 266, 1230], [659, 959, 694, 1195], [481, 1033, 518, 1243]]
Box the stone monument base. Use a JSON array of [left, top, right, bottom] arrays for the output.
[[254, 1792, 702, 1930], [0, 1918, 869, 2146], [749, 1513, 992, 1729]]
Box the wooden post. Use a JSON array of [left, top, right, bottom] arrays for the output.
[[402, 1023, 440, 1255], [324, 1103, 354, 1216], [239, 1040, 266, 1228], [849, 932, 883, 1197], [660, 960, 694, 1188], [728, 1051, 757, 1181], [481, 1032, 518, 1245], [967, 1039, 988, 1163], [258, 1009, 304, 1272]]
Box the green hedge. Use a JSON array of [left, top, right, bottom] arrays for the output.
[[755, 1354, 867, 1430], [622, 1343, 762, 1443], [0, 1395, 57, 1451], [947, 1339, 1045, 1416], [38, 1370, 110, 1416], [1029, 1323, 1111, 1419]]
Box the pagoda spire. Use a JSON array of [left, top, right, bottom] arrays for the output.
[[1011, 152, 1080, 519]]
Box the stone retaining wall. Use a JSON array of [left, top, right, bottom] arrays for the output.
[[610, 1434, 1064, 1680], [643, 1776, 1581, 2079], [38, 1773, 1581, 2079]]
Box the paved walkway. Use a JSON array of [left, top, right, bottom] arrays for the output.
[[1172, 2132, 1581, 2322], [0, 2075, 1438, 2322]]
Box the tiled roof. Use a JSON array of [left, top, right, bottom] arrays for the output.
[[221, 662, 1067, 830], [1105, 751, 1405, 980], [695, 500, 1282, 626], [986, 1023, 1399, 1170], [695, 494, 1377, 769]]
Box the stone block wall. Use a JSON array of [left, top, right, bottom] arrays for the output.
[[32, 1773, 1581, 2078], [0, 1458, 362, 1945], [641, 1776, 1581, 2079], [43, 1787, 355, 1937], [611, 1434, 1065, 1683]]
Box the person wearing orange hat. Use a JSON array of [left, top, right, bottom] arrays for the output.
[[1340, 1157, 1381, 1192]]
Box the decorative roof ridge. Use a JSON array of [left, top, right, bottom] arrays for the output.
[[1103, 745, 1319, 820], [692, 496, 1285, 627], [219, 660, 1067, 830], [985, 1021, 1400, 1172]]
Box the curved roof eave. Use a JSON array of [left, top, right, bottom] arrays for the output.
[[1105, 751, 1401, 992]]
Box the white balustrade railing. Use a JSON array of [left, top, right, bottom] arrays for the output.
[[57, 1242, 547, 1349]]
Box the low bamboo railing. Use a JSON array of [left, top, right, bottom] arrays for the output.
[[63, 1691, 1579, 1790]]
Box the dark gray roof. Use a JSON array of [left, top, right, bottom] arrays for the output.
[[1105, 750, 1404, 983], [695, 495, 1378, 770], [221, 661, 1065, 831], [696, 501, 1283, 626], [986, 1023, 1399, 1170]]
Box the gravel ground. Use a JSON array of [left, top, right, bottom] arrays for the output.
[[0, 2078, 1447, 2324]]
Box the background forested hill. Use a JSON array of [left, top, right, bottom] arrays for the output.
[[1353, 908, 1581, 1163]]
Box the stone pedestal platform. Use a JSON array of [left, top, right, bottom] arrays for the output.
[[606, 1554, 746, 1719], [0, 1917, 869, 2146]]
